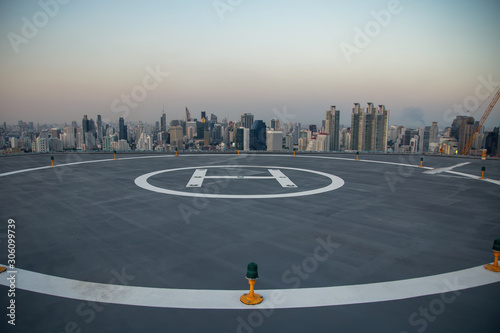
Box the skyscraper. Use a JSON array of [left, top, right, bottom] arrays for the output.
[[362, 102, 377, 151], [185, 107, 192, 122], [161, 111, 167, 132], [430, 122, 439, 144], [170, 126, 183, 147], [325, 106, 340, 151], [458, 116, 475, 153], [119, 117, 127, 141], [241, 113, 254, 129], [375, 105, 389, 152], [351, 103, 364, 151], [250, 120, 266, 151], [97, 115, 102, 143], [266, 130, 283, 151]]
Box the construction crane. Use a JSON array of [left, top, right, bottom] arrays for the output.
[[460, 86, 500, 155]]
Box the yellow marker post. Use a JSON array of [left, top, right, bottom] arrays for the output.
[[485, 239, 500, 272], [175, 148, 178, 157], [51, 156, 54, 167], [356, 151, 359, 161], [480, 166, 485, 179], [113, 150, 117, 160], [240, 262, 263, 305], [481, 149, 487, 161], [419, 157, 423, 168], [238, 150, 240, 155], [293, 149, 296, 157]]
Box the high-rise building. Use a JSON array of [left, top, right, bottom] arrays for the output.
[[375, 105, 389, 152], [430, 122, 439, 144], [241, 113, 254, 129], [362, 102, 377, 151], [97, 115, 102, 143], [170, 126, 183, 147], [351, 103, 364, 151], [457, 116, 475, 153], [161, 111, 167, 132], [325, 106, 340, 151], [271, 119, 280, 131], [250, 120, 266, 151], [119, 117, 127, 141], [266, 130, 283, 151], [185, 107, 192, 122], [422, 126, 431, 152], [235, 128, 244, 150]]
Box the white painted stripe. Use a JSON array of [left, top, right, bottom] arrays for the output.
[[186, 169, 207, 187], [424, 162, 471, 175], [268, 169, 297, 188], [0, 265, 498, 309], [204, 176, 275, 179]]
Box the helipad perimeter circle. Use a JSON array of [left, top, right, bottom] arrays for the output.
[[134, 165, 344, 199]]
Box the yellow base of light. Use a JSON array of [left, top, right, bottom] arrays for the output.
[[113, 154, 117, 160], [0, 266, 6, 273], [419, 162, 423, 167], [51, 162, 54, 167], [293, 151, 295, 156], [240, 293, 263, 305], [484, 264, 500, 272], [480, 171, 485, 179], [238, 150, 240, 155], [356, 156, 359, 161]]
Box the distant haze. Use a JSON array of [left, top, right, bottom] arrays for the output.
[[1, 0, 499, 128]]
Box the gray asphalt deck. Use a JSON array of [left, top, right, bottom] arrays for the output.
[[0, 153, 499, 332]]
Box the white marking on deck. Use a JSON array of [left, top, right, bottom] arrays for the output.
[[424, 162, 471, 175], [186, 169, 207, 187], [0, 264, 498, 310], [268, 169, 297, 187]]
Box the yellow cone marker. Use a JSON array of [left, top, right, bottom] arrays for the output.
[[356, 151, 359, 161], [480, 166, 485, 179], [240, 262, 263, 305], [419, 157, 423, 168], [175, 148, 178, 157], [51, 156, 54, 167], [113, 150, 117, 160], [485, 239, 500, 272]]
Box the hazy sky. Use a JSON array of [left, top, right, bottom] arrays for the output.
[[1, 0, 499, 128]]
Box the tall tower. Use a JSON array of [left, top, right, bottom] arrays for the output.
[[119, 117, 127, 141], [351, 103, 364, 151], [375, 105, 389, 152], [241, 113, 254, 129], [185, 107, 192, 122], [97, 115, 102, 143], [325, 106, 340, 151], [362, 102, 377, 151], [161, 107, 167, 132]]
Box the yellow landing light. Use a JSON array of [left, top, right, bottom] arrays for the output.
[[240, 262, 263, 305], [485, 239, 500, 272]]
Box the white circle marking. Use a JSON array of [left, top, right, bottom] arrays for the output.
[[134, 165, 344, 199]]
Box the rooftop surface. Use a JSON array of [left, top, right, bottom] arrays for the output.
[[1, 152, 499, 332]]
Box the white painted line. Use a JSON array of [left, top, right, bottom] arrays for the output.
[[186, 169, 207, 187], [268, 169, 297, 188], [424, 162, 471, 175], [204, 176, 275, 179], [135, 166, 343, 199], [0, 264, 498, 310]]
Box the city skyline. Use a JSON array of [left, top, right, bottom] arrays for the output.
[[1, 1, 500, 127]]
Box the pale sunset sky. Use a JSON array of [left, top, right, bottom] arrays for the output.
[[1, 0, 499, 128]]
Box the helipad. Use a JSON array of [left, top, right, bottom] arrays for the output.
[[0, 153, 499, 332]]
